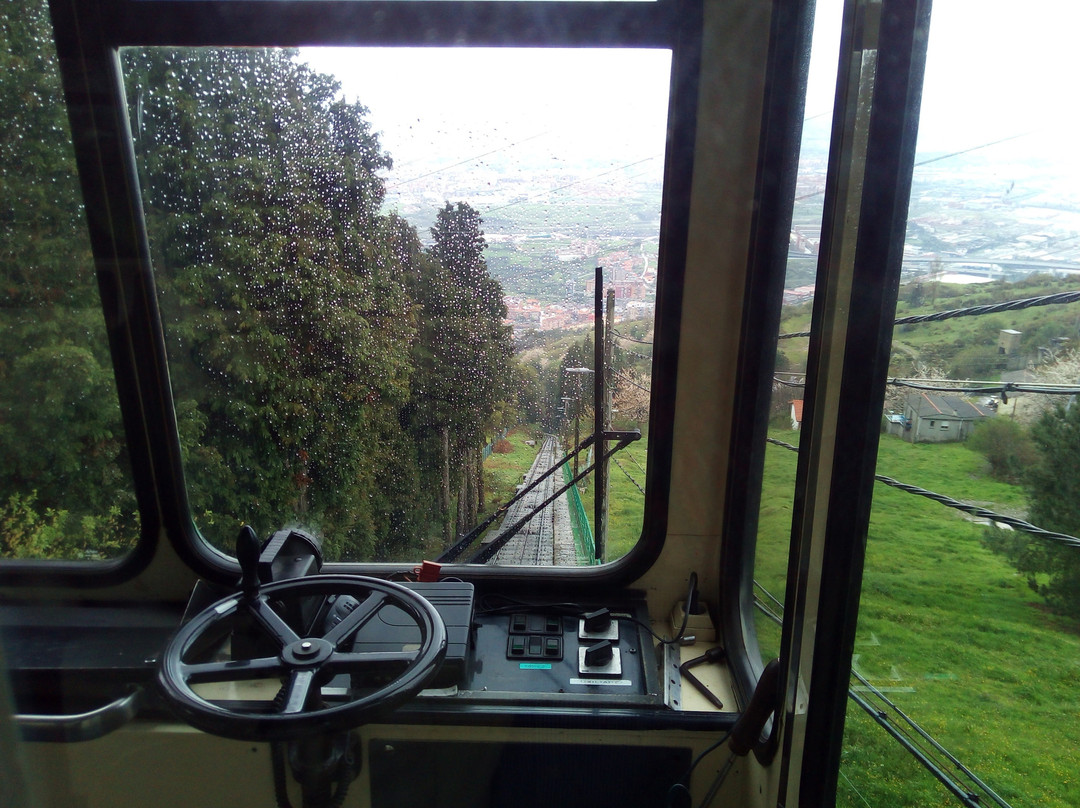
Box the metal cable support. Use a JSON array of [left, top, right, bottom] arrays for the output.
[[612, 329, 653, 345], [765, 438, 1080, 548], [846, 689, 991, 808], [873, 473, 1080, 547], [778, 289, 1080, 339], [887, 378, 1080, 396], [773, 376, 806, 387], [850, 670, 1013, 808], [612, 457, 646, 495]]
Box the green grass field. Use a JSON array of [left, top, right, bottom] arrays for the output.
[[578, 425, 649, 562], [755, 430, 1080, 807], [480, 426, 544, 525]]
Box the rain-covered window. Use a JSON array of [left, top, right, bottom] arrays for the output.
[[0, 0, 140, 562], [123, 46, 670, 565]]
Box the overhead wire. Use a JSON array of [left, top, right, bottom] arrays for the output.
[[772, 374, 1080, 397], [778, 289, 1080, 339], [614, 342, 653, 362], [612, 457, 646, 495], [612, 329, 653, 345], [385, 131, 549, 190], [610, 366, 651, 394], [482, 156, 657, 216], [794, 131, 1031, 202]]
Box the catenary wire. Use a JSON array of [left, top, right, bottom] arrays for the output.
[[751, 583, 1013, 808]]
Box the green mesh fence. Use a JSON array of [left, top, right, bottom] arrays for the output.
[[482, 429, 508, 461], [562, 461, 596, 565]]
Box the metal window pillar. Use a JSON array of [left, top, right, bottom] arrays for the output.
[[776, 1, 933, 805]]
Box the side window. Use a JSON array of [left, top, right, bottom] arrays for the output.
[[0, 0, 139, 561]]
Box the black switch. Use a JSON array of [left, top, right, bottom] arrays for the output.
[[583, 609, 612, 633], [511, 614, 528, 633], [544, 637, 561, 657], [584, 640, 614, 667]]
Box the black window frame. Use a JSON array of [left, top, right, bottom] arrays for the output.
[[1, 0, 705, 589]]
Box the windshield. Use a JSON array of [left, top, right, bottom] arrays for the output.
[[122, 46, 669, 564]]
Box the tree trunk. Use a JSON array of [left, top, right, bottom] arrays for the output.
[[476, 442, 485, 515], [440, 426, 451, 544], [456, 466, 469, 538]]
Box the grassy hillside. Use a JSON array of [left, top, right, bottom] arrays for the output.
[[480, 426, 543, 526], [755, 430, 1080, 808]]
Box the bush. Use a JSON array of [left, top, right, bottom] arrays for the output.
[[967, 418, 1036, 484], [493, 439, 513, 454]]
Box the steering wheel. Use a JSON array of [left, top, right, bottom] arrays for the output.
[[158, 575, 447, 741]]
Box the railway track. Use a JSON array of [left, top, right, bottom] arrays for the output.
[[488, 436, 576, 566]]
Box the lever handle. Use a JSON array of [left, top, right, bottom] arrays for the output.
[[236, 525, 262, 597]]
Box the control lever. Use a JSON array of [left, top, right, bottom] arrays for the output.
[[237, 525, 262, 597], [584, 639, 614, 667]]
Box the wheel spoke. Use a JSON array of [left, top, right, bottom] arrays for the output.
[[325, 649, 418, 677], [247, 596, 302, 647], [279, 669, 317, 715], [181, 656, 284, 685], [322, 591, 388, 647]]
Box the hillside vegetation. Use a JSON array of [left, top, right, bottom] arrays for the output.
[[755, 430, 1080, 808]]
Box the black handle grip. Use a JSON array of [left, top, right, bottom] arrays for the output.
[[236, 525, 262, 597], [729, 658, 780, 756]]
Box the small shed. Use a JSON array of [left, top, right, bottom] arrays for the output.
[[790, 399, 804, 431], [902, 392, 993, 443]]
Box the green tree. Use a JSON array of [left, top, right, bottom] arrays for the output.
[[125, 48, 431, 559], [988, 402, 1080, 616], [967, 417, 1036, 484], [417, 202, 513, 541]]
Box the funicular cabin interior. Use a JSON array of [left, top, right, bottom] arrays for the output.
[[6, 0, 1061, 806]]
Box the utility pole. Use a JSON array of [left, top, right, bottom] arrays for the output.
[[593, 267, 607, 563], [597, 284, 615, 563]]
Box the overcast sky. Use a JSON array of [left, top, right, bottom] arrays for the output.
[[302, 0, 1080, 191]]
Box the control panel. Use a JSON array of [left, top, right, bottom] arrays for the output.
[[465, 599, 657, 698]]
